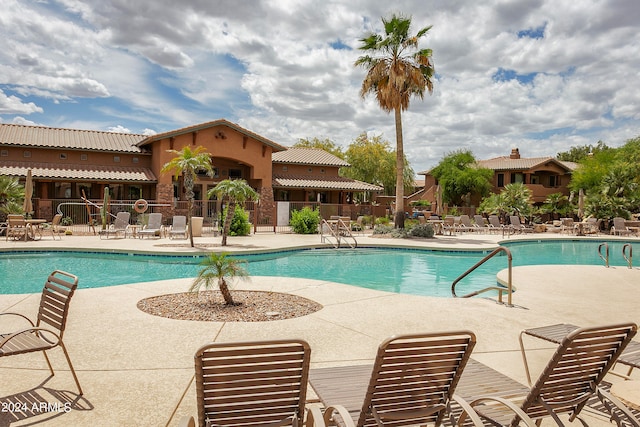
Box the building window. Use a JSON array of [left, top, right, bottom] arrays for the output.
[[23, 151, 31, 158], [55, 182, 72, 198], [530, 175, 539, 185], [59, 153, 67, 160], [308, 167, 312, 173], [497, 173, 505, 188], [320, 168, 325, 174], [80, 154, 88, 161], [282, 166, 288, 172], [113, 156, 121, 163], [132, 157, 139, 164], [549, 175, 559, 187], [77, 183, 92, 199], [212, 168, 219, 178], [510, 173, 523, 184], [229, 169, 242, 179], [128, 185, 142, 200], [0, 149, 7, 157]]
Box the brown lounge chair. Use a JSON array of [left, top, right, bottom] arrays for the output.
[[457, 323, 638, 427], [311, 331, 483, 427], [0, 270, 82, 394], [509, 215, 534, 233], [179, 339, 332, 427]]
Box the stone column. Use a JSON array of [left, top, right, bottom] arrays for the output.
[[156, 183, 174, 218], [258, 187, 275, 223]]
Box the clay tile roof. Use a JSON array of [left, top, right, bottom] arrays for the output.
[[478, 156, 577, 171], [0, 161, 156, 182], [272, 148, 350, 167], [0, 123, 146, 153], [272, 175, 383, 191], [138, 119, 287, 151]]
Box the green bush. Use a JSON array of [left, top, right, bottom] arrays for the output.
[[223, 205, 251, 236], [408, 223, 435, 238], [290, 207, 320, 234], [375, 216, 391, 225]]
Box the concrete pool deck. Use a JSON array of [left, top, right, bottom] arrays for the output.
[[0, 231, 639, 426]]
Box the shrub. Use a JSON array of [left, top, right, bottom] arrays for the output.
[[223, 205, 251, 236], [408, 223, 435, 238], [290, 207, 320, 234], [373, 224, 394, 235], [375, 216, 391, 225]]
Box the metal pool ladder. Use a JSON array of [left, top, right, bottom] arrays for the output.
[[623, 243, 633, 268], [451, 247, 513, 306], [598, 243, 609, 267], [320, 218, 357, 249]]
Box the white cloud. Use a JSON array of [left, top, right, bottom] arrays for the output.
[[1, 0, 639, 173]]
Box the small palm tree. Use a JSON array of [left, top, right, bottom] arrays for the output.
[[0, 176, 25, 218], [190, 252, 249, 306], [208, 179, 259, 246], [161, 146, 214, 247], [355, 13, 435, 229]]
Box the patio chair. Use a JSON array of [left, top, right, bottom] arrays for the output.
[[6, 214, 30, 241], [457, 323, 638, 427], [487, 214, 504, 234], [45, 213, 63, 240], [313, 331, 483, 427], [168, 215, 188, 239], [611, 217, 634, 236], [457, 215, 476, 232], [560, 217, 575, 234], [0, 270, 83, 394], [473, 215, 489, 233], [138, 212, 163, 238], [509, 216, 534, 233], [442, 216, 456, 235], [180, 339, 328, 427], [99, 211, 130, 239]]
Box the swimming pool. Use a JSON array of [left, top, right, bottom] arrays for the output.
[[0, 240, 635, 296]]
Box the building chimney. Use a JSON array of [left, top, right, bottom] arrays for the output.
[[510, 148, 521, 159]]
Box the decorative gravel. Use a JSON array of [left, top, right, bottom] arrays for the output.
[[137, 290, 323, 322]]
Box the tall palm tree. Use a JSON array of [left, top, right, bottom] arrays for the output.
[[189, 252, 249, 305], [161, 146, 214, 247], [355, 13, 435, 229], [208, 179, 259, 246]]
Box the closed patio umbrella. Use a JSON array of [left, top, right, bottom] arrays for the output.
[[23, 169, 33, 216], [578, 188, 585, 220], [435, 185, 443, 216]]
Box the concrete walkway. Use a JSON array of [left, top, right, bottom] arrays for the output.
[[0, 231, 639, 426]]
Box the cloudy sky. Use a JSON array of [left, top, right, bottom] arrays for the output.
[[1, 0, 639, 174]]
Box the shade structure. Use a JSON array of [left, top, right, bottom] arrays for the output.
[[23, 169, 33, 215]]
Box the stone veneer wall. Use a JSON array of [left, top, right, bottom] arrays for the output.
[[258, 187, 275, 223], [155, 183, 174, 219]]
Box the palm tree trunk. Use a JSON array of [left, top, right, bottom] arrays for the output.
[[394, 107, 405, 229], [221, 200, 236, 246], [184, 171, 195, 247], [218, 277, 235, 305]]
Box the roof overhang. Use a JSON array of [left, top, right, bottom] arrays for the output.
[[273, 175, 383, 192], [0, 161, 157, 183]]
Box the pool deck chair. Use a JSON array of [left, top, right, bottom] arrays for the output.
[[311, 331, 483, 427], [0, 270, 83, 395], [168, 215, 188, 239], [138, 212, 163, 238], [473, 215, 490, 233], [179, 339, 329, 427], [46, 213, 63, 240], [611, 217, 634, 236], [457, 323, 638, 427], [99, 211, 130, 239], [458, 215, 476, 233], [488, 214, 504, 234], [509, 215, 534, 234]]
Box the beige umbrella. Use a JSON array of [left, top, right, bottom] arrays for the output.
[[23, 169, 33, 215], [578, 188, 585, 220], [435, 185, 443, 216]]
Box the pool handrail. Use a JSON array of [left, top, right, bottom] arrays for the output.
[[451, 246, 513, 306], [622, 243, 633, 269], [598, 242, 609, 268]]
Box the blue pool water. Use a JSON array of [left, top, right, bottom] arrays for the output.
[[0, 240, 635, 296]]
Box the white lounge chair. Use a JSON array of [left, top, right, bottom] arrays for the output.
[[168, 215, 188, 239], [139, 212, 163, 238]]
